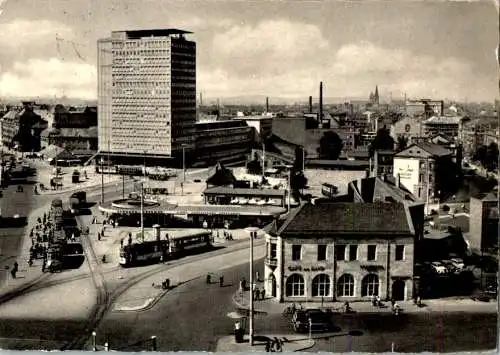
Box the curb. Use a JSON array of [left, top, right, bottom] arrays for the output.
[[294, 339, 316, 352], [114, 276, 203, 313]]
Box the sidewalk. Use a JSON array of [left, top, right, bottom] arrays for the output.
[[0, 202, 51, 300], [233, 289, 497, 315], [215, 334, 315, 352]]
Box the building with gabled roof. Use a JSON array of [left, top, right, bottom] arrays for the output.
[[263, 173, 424, 303], [263, 200, 417, 303], [393, 142, 458, 202]]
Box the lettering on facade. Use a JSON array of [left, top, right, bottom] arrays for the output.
[[288, 265, 326, 272], [397, 165, 414, 180]]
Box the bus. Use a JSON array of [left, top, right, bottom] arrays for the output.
[[119, 231, 212, 267]]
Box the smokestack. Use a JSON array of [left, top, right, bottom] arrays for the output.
[[319, 82, 323, 121], [266, 97, 269, 113], [200, 92, 203, 106], [309, 96, 313, 113]]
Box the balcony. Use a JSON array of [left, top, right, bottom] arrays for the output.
[[265, 257, 278, 267]]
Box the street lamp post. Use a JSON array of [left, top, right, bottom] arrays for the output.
[[245, 226, 259, 346], [100, 157, 104, 204]]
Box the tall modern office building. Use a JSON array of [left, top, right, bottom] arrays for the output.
[[97, 29, 196, 165]]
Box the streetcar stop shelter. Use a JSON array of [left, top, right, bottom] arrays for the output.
[[203, 186, 288, 207], [98, 199, 287, 229]]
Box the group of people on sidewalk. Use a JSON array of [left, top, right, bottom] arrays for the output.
[[28, 213, 54, 272]]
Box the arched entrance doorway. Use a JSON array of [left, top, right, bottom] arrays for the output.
[[392, 280, 406, 301], [269, 274, 277, 297]]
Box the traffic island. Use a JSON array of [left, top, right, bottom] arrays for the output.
[[216, 334, 315, 352]]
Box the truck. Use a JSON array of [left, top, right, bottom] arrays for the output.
[[69, 191, 87, 215]]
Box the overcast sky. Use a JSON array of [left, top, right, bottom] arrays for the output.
[[0, 0, 497, 103]]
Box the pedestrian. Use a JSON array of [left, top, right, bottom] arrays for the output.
[[261, 288, 266, 300], [219, 276, 224, 287], [28, 257, 33, 267], [128, 234, 132, 245], [256, 271, 260, 281], [376, 295, 381, 307], [206, 274, 211, 284], [372, 294, 377, 307], [97, 232, 101, 241], [391, 298, 395, 309], [120, 239, 124, 247]]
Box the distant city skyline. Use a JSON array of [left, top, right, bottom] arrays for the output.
[[0, 0, 498, 103]]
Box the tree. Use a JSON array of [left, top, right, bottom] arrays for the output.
[[396, 136, 408, 151], [473, 143, 498, 171], [369, 126, 394, 157], [485, 142, 498, 171], [246, 159, 262, 175], [317, 131, 343, 160], [290, 168, 308, 201], [473, 145, 488, 165]]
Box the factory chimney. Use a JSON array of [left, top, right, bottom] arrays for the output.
[[308, 96, 313, 113], [319, 82, 323, 122], [266, 97, 269, 113]]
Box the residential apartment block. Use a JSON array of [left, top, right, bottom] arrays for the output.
[[97, 29, 196, 164], [393, 142, 454, 201]]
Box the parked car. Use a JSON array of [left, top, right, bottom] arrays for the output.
[[441, 260, 457, 273], [430, 261, 447, 274], [450, 258, 465, 270], [292, 309, 334, 333]]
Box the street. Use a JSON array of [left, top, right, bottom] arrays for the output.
[[92, 260, 497, 353]]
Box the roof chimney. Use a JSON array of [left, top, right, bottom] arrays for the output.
[[319, 82, 323, 122], [309, 96, 313, 113]]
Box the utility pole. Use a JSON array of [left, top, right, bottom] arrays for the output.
[[100, 157, 104, 204], [245, 227, 259, 346]]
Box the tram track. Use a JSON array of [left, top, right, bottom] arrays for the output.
[[62, 237, 264, 350]]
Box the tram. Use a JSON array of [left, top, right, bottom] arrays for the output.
[[119, 231, 212, 267]]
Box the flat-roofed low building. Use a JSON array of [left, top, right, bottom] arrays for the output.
[[264, 201, 416, 302], [195, 120, 253, 166], [234, 115, 273, 143]]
